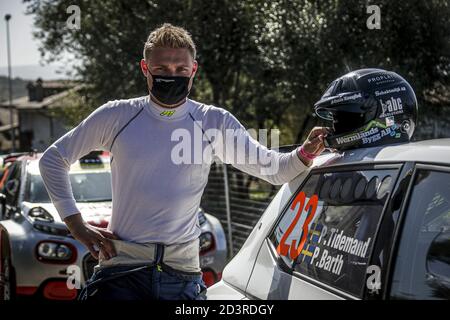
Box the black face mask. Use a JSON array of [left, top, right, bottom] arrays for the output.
[[149, 72, 191, 106]]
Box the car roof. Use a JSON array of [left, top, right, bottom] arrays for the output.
[[3, 139, 449, 175], [314, 138, 450, 168], [25, 152, 111, 175]]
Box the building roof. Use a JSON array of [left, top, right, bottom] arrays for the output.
[[0, 83, 84, 110]]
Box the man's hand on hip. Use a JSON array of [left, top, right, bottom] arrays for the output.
[[64, 213, 119, 260]]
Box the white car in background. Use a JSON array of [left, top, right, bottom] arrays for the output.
[[0, 151, 227, 300]]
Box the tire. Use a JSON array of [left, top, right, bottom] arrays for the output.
[[0, 234, 15, 301]]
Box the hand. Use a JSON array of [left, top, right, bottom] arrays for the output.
[[64, 214, 119, 260], [303, 126, 330, 154], [298, 127, 331, 166]]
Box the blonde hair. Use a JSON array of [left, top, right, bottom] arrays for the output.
[[143, 23, 196, 61]]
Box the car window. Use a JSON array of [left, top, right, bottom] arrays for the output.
[[3, 162, 22, 206], [0, 163, 11, 189], [390, 169, 450, 300], [269, 168, 399, 297], [25, 171, 112, 203]]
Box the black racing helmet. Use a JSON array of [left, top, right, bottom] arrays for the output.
[[314, 68, 418, 150]]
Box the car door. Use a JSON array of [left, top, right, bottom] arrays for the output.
[[388, 164, 450, 300], [245, 164, 403, 299]]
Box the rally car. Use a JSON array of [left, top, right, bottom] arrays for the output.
[[0, 151, 227, 300], [207, 138, 450, 300], [208, 68, 450, 300]]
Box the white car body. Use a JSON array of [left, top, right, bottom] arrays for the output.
[[208, 139, 450, 300]]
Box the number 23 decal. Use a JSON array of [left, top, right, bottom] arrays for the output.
[[276, 191, 319, 260]]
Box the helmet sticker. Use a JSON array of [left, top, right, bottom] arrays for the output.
[[385, 116, 395, 127], [366, 73, 395, 85], [379, 96, 404, 118], [374, 86, 406, 97], [328, 121, 400, 148], [330, 92, 363, 105]]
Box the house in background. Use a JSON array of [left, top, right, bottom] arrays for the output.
[[0, 78, 82, 152]]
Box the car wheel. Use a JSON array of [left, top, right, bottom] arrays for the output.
[[0, 234, 15, 301], [0, 257, 12, 300]]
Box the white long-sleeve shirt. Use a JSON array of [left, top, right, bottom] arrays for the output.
[[39, 96, 307, 245]]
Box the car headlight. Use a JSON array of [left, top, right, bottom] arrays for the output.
[[29, 207, 54, 222], [198, 209, 207, 226], [199, 232, 215, 254], [36, 241, 75, 263], [33, 222, 69, 237]]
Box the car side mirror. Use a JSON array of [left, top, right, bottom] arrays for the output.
[[5, 179, 18, 196], [425, 231, 450, 297]]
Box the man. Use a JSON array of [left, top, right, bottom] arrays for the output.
[[39, 23, 328, 300]]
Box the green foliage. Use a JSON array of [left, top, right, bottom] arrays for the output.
[[25, 0, 450, 143], [47, 88, 96, 128]]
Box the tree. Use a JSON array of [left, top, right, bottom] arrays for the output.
[[255, 0, 450, 141], [26, 0, 450, 143]]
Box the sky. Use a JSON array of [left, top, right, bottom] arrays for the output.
[[0, 0, 73, 79]]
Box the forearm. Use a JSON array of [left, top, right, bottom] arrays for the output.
[[265, 147, 310, 185], [230, 146, 308, 185], [64, 213, 86, 234], [296, 146, 313, 167]]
